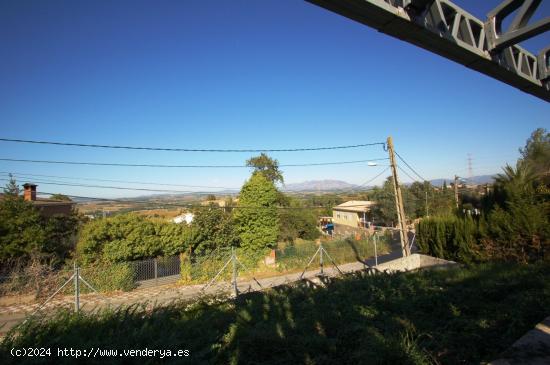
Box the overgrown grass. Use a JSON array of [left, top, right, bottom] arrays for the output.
[[275, 236, 390, 272], [2, 262, 549, 364]]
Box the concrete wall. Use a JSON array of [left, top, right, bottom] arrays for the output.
[[333, 223, 368, 237], [375, 254, 456, 273]]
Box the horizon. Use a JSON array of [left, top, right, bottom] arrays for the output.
[[1, 0, 548, 198]]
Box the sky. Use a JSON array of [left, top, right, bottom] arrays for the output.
[[0, 0, 549, 198]]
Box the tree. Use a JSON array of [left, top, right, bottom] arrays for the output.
[[0, 192, 45, 265], [369, 177, 397, 226], [3, 174, 19, 197], [189, 206, 238, 254], [519, 128, 550, 180], [0, 178, 79, 268], [494, 162, 536, 200], [278, 198, 320, 243], [246, 153, 284, 184], [233, 172, 279, 253]]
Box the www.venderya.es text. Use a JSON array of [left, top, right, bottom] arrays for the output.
[[10, 347, 190, 359]]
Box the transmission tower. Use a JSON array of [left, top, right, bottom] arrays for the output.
[[467, 153, 473, 185]]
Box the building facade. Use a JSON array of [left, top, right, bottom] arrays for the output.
[[332, 200, 376, 229]]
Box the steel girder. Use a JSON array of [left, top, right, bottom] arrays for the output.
[[306, 0, 550, 102]]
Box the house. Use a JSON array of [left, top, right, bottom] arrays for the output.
[[22, 183, 75, 217], [172, 212, 194, 224], [332, 200, 376, 229]]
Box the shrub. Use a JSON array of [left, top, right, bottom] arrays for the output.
[[80, 262, 135, 292], [76, 214, 190, 264], [416, 217, 480, 263]]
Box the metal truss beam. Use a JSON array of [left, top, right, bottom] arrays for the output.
[[306, 0, 550, 102]]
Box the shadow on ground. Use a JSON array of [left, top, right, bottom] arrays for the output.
[[1, 262, 550, 365]]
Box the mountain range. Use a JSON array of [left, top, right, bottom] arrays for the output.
[[74, 175, 498, 202], [283, 175, 497, 192]]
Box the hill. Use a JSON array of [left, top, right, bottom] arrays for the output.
[[283, 180, 359, 192]]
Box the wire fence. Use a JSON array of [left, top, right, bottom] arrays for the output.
[[0, 234, 395, 307], [129, 255, 181, 282], [274, 235, 390, 272]]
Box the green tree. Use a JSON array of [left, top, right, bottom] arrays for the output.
[[234, 172, 279, 253], [0, 193, 45, 264], [0, 177, 80, 267], [246, 153, 284, 184], [369, 177, 397, 225], [3, 174, 20, 197], [189, 206, 238, 254], [278, 197, 320, 242], [519, 128, 550, 181]]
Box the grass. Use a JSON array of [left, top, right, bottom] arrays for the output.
[[1, 262, 549, 364], [274, 236, 390, 273], [180, 237, 391, 284]]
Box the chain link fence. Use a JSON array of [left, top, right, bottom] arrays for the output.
[[0, 234, 395, 303], [129, 255, 181, 282], [274, 235, 391, 272]]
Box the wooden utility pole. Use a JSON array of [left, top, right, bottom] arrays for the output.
[[454, 175, 459, 209], [387, 136, 410, 257]]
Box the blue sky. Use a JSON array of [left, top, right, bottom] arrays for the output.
[[0, 0, 549, 198]]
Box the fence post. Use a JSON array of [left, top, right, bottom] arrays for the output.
[[374, 234, 378, 267], [319, 242, 324, 276], [231, 247, 238, 297], [74, 262, 80, 313], [154, 258, 158, 283]]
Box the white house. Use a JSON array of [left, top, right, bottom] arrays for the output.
[[172, 212, 194, 224], [332, 201, 376, 228]]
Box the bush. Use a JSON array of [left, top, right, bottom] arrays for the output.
[[76, 214, 190, 264], [416, 217, 480, 263], [483, 201, 549, 263], [416, 209, 549, 264], [80, 262, 135, 292]]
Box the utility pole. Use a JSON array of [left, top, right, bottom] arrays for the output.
[[386, 136, 410, 257], [454, 175, 459, 209], [425, 189, 429, 217]]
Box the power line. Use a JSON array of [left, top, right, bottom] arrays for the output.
[[0, 169, 392, 200], [397, 165, 420, 184], [394, 151, 427, 182], [355, 166, 391, 189], [0, 171, 239, 190], [34, 191, 380, 211], [0, 178, 234, 195], [0, 157, 389, 168], [0, 137, 385, 153], [321, 166, 391, 194]]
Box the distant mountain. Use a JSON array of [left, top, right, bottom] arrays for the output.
[[430, 175, 496, 187], [284, 175, 498, 193], [283, 180, 360, 192]]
